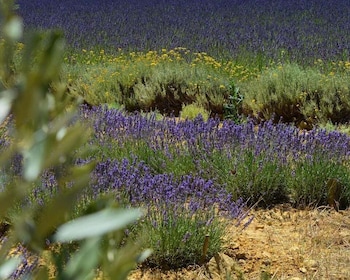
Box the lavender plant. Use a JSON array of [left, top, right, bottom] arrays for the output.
[[284, 128, 350, 207], [85, 106, 350, 208], [9, 87, 349, 271], [91, 158, 247, 268]]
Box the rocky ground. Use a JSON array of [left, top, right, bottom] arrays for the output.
[[129, 205, 350, 280]]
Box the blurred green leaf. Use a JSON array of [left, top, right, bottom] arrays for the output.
[[3, 15, 22, 41], [33, 266, 50, 280], [54, 208, 143, 242], [0, 188, 17, 217], [35, 171, 92, 243], [38, 32, 65, 82], [56, 162, 96, 188], [22, 130, 47, 181], [137, 249, 152, 263], [0, 257, 21, 279], [61, 237, 101, 280], [0, 181, 30, 219], [102, 244, 151, 280], [0, 89, 16, 124], [44, 123, 90, 169], [13, 32, 64, 131]]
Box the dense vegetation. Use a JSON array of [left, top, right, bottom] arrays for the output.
[[16, 0, 350, 127], [1, 0, 350, 279], [17, 0, 350, 64]]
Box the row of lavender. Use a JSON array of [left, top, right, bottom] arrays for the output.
[[0, 111, 248, 268], [84, 105, 350, 208], [2, 106, 350, 269], [17, 0, 350, 64], [3, 103, 350, 208]]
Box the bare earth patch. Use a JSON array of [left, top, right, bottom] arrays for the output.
[[129, 206, 350, 279]]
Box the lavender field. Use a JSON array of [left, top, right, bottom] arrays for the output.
[[82, 105, 350, 207], [2, 103, 350, 275], [1, 0, 350, 278], [17, 0, 350, 64]]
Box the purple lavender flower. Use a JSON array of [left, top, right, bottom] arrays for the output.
[[181, 231, 191, 243], [17, 0, 350, 64], [9, 244, 39, 280], [88, 106, 350, 208]]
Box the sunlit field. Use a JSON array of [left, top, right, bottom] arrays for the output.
[[1, 0, 350, 279]]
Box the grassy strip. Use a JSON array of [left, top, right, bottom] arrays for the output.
[[59, 48, 350, 127]]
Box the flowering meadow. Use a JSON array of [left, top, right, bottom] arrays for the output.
[[15, 0, 350, 126], [17, 0, 350, 65], [2, 103, 350, 274], [1, 0, 350, 278]]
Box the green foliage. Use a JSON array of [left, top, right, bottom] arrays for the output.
[[0, 2, 148, 279], [318, 121, 350, 135], [53, 208, 143, 242], [284, 155, 350, 207], [200, 150, 288, 206], [61, 47, 350, 126], [223, 80, 243, 123], [62, 49, 246, 117], [91, 135, 197, 178], [241, 63, 350, 126], [141, 204, 225, 268], [180, 103, 210, 121], [300, 72, 350, 125]]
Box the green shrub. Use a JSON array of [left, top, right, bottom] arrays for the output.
[[300, 72, 350, 124], [223, 80, 244, 123], [142, 204, 225, 268], [180, 103, 210, 121], [200, 150, 289, 206], [318, 121, 350, 135], [241, 63, 350, 126], [285, 154, 350, 207], [62, 49, 251, 117]]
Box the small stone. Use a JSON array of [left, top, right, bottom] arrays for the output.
[[339, 230, 350, 237], [229, 243, 239, 250], [236, 252, 248, 260], [206, 253, 235, 278], [274, 212, 284, 222], [304, 259, 319, 270], [282, 212, 291, 220], [289, 246, 300, 252], [299, 267, 307, 273], [220, 253, 235, 267]]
